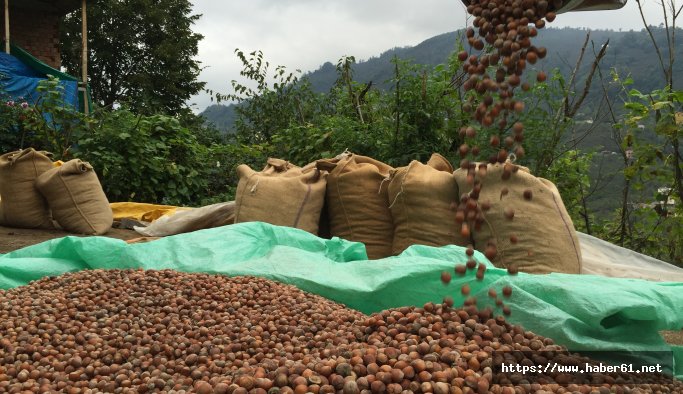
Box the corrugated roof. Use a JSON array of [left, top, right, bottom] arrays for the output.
[[11, 0, 82, 15]]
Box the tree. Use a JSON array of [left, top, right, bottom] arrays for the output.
[[591, 1, 683, 265], [220, 49, 322, 144], [60, 0, 205, 114]]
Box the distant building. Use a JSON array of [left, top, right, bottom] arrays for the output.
[[632, 187, 678, 217], [657, 187, 676, 206], [1, 0, 81, 69]]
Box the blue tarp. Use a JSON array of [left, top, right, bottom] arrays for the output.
[[0, 50, 79, 109]]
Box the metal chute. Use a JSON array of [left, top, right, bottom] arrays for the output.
[[556, 0, 627, 13], [460, 0, 628, 14]]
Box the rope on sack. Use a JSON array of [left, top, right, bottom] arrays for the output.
[[388, 165, 411, 210], [249, 179, 260, 194], [388, 189, 403, 209], [378, 176, 391, 195], [334, 149, 352, 160]]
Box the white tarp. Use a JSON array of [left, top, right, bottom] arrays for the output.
[[579, 232, 683, 282]]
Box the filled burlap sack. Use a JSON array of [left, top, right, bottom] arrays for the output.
[[453, 162, 582, 274], [0, 148, 54, 229], [388, 153, 469, 255], [234, 158, 328, 235], [317, 153, 394, 259], [35, 159, 113, 235]]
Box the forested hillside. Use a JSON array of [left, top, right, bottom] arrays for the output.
[[202, 27, 683, 132]]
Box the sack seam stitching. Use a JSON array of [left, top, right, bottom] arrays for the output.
[[55, 163, 97, 234]]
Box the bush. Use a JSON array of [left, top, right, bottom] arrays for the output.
[[73, 108, 272, 206], [76, 110, 209, 205], [0, 77, 92, 157], [0, 99, 31, 153]]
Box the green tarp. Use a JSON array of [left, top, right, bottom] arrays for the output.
[[1, 222, 682, 378]]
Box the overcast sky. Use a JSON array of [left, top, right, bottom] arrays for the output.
[[188, 0, 671, 112]]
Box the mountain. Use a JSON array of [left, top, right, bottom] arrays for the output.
[[200, 27, 683, 133], [304, 27, 681, 93], [201, 104, 237, 133]]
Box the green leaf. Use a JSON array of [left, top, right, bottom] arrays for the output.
[[652, 101, 671, 110], [624, 102, 647, 112], [628, 89, 644, 98]]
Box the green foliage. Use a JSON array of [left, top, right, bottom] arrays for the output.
[[628, 204, 682, 266], [199, 142, 272, 205], [379, 56, 459, 166], [0, 76, 93, 159], [175, 108, 228, 146], [216, 50, 322, 144], [72, 109, 267, 206], [271, 116, 385, 165], [75, 110, 211, 204], [229, 49, 469, 166], [60, 0, 205, 114], [0, 98, 32, 153], [545, 150, 594, 233], [25, 77, 95, 159], [225, 47, 592, 201], [598, 76, 683, 265], [79, 111, 268, 205]]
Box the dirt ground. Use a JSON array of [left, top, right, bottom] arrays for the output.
[[0, 225, 140, 254], [661, 330, 683, 345]]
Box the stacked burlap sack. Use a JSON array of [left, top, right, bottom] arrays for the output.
[[0, 148, 113, 235], [234, 158, 327, 235], [236, 153, 582, 274], [387, 153, 471, 256], [316, 153, 394, 259]]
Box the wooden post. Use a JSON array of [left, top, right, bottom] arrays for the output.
[[4, 0, 9, 54], [81, 0, 89, 114]]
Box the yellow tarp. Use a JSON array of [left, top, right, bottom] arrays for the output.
[[110, 202, 193, 223]]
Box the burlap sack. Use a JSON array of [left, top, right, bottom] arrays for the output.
[[388, 153, 469, 255], [0, 148, 54, 229], [36, 159, 113, 235], [234, 158, 328, 235], [134, 201, 235, 237], [318, 154, 394, 259], [453, 162, 582, 274], [426, 153, 454, 172]]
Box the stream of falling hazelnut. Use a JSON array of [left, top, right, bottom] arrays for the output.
[[445, 0, 562, 311]]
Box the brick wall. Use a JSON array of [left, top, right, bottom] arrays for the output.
[[1, 8, 61, 69]]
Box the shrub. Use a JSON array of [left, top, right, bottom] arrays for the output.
[[76, 110, 212, 205]]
